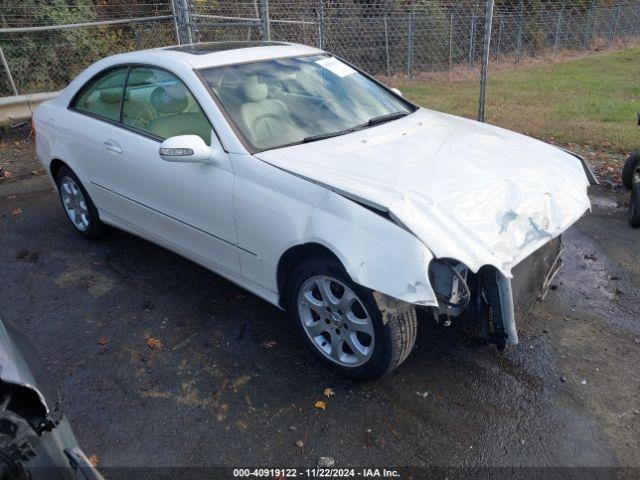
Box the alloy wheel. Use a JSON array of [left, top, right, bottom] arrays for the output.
[[297, 275, 375, 367], [59, 176, 90, 231]]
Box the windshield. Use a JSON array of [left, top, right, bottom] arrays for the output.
[[200, 54, 414, 151]]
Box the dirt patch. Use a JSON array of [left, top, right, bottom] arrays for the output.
[[0, 124, 42, 184]]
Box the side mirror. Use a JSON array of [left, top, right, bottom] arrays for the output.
[[159, 135, 214, 164], [391, 87, 403, 97]]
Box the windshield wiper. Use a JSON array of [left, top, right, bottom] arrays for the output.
[[301, 111, 409, 144], [302, 127, 360, 143], [366, 111, 408, 126]]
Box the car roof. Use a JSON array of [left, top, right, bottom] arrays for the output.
[[108, 41, 324, 70]]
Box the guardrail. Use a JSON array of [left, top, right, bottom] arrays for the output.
[[0, 91, 59, 128]]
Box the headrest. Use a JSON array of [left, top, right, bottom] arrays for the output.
[[99, 88, 127, 104], [150, 85, 188, 114], [242, 76, 268, 102]]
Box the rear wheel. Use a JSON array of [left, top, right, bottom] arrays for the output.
[[629, 186, 640, 229], [622, 152, 640, 190], [56, 166, 105, 239], [287, 256, 417, 381]]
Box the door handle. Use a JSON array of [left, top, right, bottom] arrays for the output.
[[104, 140, 122, 154]]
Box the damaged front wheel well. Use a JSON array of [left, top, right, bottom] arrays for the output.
[[276, 243, 344, 309]]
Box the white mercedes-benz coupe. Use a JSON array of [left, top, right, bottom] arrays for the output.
[[34, 41, 594, 380]]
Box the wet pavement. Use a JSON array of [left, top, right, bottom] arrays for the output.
[[0, 177, 638, 475]]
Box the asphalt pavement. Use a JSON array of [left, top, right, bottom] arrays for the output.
[[0, 176, 638, 478]]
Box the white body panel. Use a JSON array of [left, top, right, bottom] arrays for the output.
[[33, 43, 591, 310], [257, 108, 591, 277]]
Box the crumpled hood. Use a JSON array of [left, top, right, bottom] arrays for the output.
[[256, 108, 591, 276]]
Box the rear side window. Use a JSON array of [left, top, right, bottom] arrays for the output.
[[122, 67, 212, 144], [72, 68, 128, 122]]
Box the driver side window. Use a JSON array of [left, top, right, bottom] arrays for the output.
[[123, 67, 212, 144]]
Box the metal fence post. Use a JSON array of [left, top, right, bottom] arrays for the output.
[[170, 0, 181, 44], [0, 45, 18, 96], [516, 0, 524, 62], [478, 0, 495, 122], [468, 13, 476, 69], [407, 10, 414, 80], [177, 0, 193, 44], [260, 0, 270, 41], [384, 15, 391, 77]]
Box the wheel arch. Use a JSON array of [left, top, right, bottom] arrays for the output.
[[49, 158, 69, 182], [276, 242, 343, 308]]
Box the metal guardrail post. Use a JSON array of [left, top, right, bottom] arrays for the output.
[[478, 0, 495, 123], [260, 0, 270, 41], [0, 45, 18, 96]]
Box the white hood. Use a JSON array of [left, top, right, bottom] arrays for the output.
[[256, 108, 591, 276]]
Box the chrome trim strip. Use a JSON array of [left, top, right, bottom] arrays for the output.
[[90, 181, 258, 257]]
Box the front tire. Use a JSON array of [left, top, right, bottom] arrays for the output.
[[56, 166, 106, 239], [287, 256, 417, 381], [622, 152, 640, 190]]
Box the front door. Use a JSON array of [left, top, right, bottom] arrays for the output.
[[73, 65, 240, 275]]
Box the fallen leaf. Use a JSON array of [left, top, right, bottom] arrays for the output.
[[11, 208, 22, 216], [96, 337, 109, 346], [260, 340, 277, 349], [314, 400, 327, 410], [87, 454, 99, 467], [146, 337, 163, 350], [323, 387, 335, 398], [170, 332, 197, 351]]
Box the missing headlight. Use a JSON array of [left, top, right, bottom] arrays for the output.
[[429, 259, 471, 315]]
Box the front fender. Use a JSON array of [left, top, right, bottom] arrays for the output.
[[296, 189, 438, 306]]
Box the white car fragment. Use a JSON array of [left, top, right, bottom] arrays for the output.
[[33, 41, 593, 380]]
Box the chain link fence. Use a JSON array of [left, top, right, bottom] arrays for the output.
[[1, 0, 639, 116]]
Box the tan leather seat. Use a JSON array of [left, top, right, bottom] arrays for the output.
[[239, 76, 304, 148], [145, 86, 211, 144], [83, 88, 155, 126]]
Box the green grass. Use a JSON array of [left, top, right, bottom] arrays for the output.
[[400, 46, 640, 152]]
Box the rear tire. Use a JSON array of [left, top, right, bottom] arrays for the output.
[[622, 152, 640, 190], [629, 186, 640, 229], [56, 166, 106, 239], [286, 256, 417, 381]]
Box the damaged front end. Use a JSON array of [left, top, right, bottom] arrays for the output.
[[428, 236, 563, 351]]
